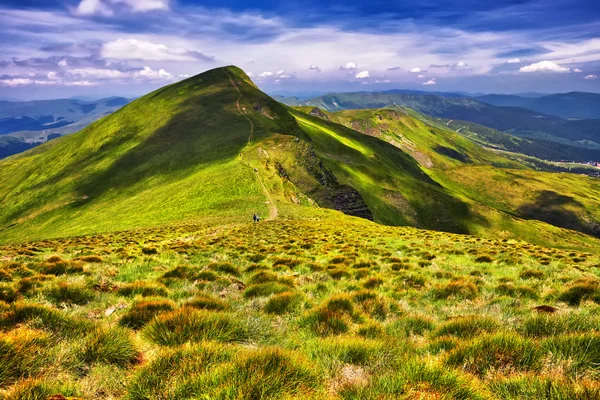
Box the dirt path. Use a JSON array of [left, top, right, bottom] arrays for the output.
[[225, 70, 277, 221], [226, 72, 254, 144]]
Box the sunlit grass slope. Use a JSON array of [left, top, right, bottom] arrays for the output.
[[297, 106, 600, 251], [0, 66, 303, 242], [0, 214, 599, 398]]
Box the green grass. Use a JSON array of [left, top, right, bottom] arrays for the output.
[[0, 217, 599, 398]]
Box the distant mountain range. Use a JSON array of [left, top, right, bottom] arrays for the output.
[[0, 97, 130, 159], [475, 92, 600, 119], [279, 91, 600, 161]]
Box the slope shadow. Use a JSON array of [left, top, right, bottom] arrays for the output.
[[517, 190, 599, 236]]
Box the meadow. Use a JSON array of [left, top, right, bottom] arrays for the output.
[[1, 213, 599, 399]]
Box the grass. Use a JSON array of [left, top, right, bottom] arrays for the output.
[[0, 218, 599, 397], [0, 66, 600, 398]]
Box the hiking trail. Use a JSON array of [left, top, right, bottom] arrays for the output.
[[226, 70, 277, 221]]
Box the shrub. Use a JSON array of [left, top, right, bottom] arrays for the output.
[[81, 326, 140, 367], [445, 333, 542, 376], [143, 307, 248, 345], [77, 255, 103, 263], [495, 283, 538, 299], [387, 315, 435, 337], [141, 247, 158, 255], [433, 315, 499, 338], [557, 278, 600, 306], [309, 336, 392, 367], [363, 277, 384, 289], [248, 271, 279, 285], [186, 293, 229, 311], [0, 283, 19, 303], [40, 260, 84, 275], [119, 298, 176, 329], [300, 308, 350, 337], [0, 303, 90, 337], [341, 361, 485, 400], [518, 312, 599, 337], [328, 268, 351, 280], [17, 274, 53, 295], [117, 281, 169, 297], [211, 347, 319, 399], [126, 343, 233, 400], [352, 291, 389, 320], [475, 254, 494, 263], [1, 379, 80, 400], [44, 281, 94, 306], [0, 328, 50, 386], [542, 333, 600, 377], [519, 269, 545, 279], [208, 262, 240, 277], [431, 280, 478, 300], [264, 291, 304, 314], [244, 282, 290, 298], [489, 375, 600, 400]]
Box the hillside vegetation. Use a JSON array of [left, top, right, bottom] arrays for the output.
[[282, 92, 600, 160], [0, 216, 599, 399]]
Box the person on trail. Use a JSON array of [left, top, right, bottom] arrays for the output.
[[253, 214, 258, 223]]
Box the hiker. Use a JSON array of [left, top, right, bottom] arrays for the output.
[[253, 214, 258, 223]]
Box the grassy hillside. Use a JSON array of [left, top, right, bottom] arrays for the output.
[[440, 118, 600, 163], [299, 106, 600, 250], [0, 215, 599, 398], [0, 66, 305, 242], [283, 92, 600, 158], [1, 66, 600, 253]]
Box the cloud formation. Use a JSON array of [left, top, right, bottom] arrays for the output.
[[410, 67, 422, 73], [506, 58, 521, 64], [423, 79, 436, 85], [339, 62, 357, 70], [355, 70, 369, 79], [585, 74, 598, 80], [101, 39, 213, 62], [74, 0, 169, 16], [519, 60, 570, 73]]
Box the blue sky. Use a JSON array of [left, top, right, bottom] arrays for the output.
[[0, 0, 599, 99]]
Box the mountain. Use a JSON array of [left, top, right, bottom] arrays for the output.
[[0, 97, 131, 160], [477, 91, 600, 119], [1, 66, 600, 252], [282, 92, 600, 160]]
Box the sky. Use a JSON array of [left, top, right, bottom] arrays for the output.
[[0, 0, 599, 100]]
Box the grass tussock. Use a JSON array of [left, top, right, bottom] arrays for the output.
[[143, 307, 249, 345], [119, 298, 176, 329]]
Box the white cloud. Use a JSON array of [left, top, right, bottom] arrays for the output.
[[138, 66, 172, 79], [75, 0, 112, 16], [417, 74, 425, 78], [247, 72, 254, 77], [101, 39, 211, 61], [506, 58, 521, 64], [423, 79, 436, 85], [0, 78, 34, 86], [574, 68, 583, 73], [258, 71, 273, 77], [58, 59, 68, 67], [112, 0, 169, 12], [74, 0, 169, 16], [456, 61, 467, 67], [410, 67, 422, 73], [374, 79, 391, 83], [585, 74, 598, 80], [69, 67, 129, 79], [276, 70, 285, 75], [309, 65, 321, 72], [519, 60, 570, 73], [355, 70, 370, 79], [340, 62, 357, 70]]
